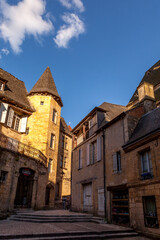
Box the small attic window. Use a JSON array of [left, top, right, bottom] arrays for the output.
[[0, 82, 4, 91], [40, 101, 44, 105]]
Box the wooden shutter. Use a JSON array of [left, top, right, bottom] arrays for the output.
[[7, 108, 14, 127], [97, 136, 101, 161], [113, 153, 117, 173], [20, 117, 27, 133], [0, 103, 8, 123], [90, 144, 93, 164], [86, 144, 90, 166], [79, 149, 82, 168]]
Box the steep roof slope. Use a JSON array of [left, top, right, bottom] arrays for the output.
[[125, 107, 160, 145], [0, 68, 34, 112], [29, 67, 63, 106], [128, 60, 160, 105], [99, 102, 127, 122]]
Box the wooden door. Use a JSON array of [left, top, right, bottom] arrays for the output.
[[83, 183, 92, 212]]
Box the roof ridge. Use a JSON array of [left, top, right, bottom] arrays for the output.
[[0, 68, 24, 83], [99, 101, 126, 108]]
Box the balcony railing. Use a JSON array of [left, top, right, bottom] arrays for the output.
[[0, 133, 47, 167]]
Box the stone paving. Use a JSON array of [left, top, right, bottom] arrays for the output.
[[0, 210, 152, 239]]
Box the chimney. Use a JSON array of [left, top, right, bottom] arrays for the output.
[[137, 82, 156, 113]]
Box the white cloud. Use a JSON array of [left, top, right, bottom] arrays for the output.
[[0, 0, 53, 53], [1, 48, 9, 55], [59, 0, 84, 12], [0, 47, 9, 59], [54, 13, 85, 48]]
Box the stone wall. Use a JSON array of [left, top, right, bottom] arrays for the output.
[[126, 137, 160, 236], [56, 131, 72, 198], [0, 148, 47, 213], [71, 132, 104, 216]]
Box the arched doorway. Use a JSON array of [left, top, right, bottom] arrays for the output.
[[14, 168, 35, 208], [45, 182, 54, 206]]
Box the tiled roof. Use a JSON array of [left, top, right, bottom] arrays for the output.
[[29, 67, 63, 106], [128, 60, 160, 105], [60, 117, 73, 137], [125, 107, 160, 145], [0, 68, 34, 112]]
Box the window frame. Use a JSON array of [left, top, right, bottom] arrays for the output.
[[0, 171, 8, 183], [142, 196, 159, 228], [140, 150, 153, 180], [48, 158, 53, 173], [50, 133, 55, 149], [52, 109, 57, 124], [90, 141, 97, 164]]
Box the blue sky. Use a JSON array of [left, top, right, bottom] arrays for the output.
[[0, 0, 160, 128]]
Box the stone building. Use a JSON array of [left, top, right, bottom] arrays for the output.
[[0, 67, 72, 215], [71, 60, 160, 238], [71, 103, 126, 216], [55, 117, 73, 208]]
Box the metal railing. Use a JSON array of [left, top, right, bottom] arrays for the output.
[[0, 133, 47, 166]]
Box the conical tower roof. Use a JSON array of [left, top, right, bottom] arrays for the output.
[[29, 67, 63, 106]]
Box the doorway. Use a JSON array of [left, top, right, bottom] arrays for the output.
[[83, 183, 92, 212], [14, 168, 35, 208]]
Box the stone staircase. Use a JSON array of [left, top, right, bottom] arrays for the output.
[[9, 212, 96, 223], [0, 230, 139, 239], [1, 210, 139, 239]]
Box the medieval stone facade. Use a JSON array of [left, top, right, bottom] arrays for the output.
[[0, 67, 72, 215], [71, 60, 160, 238]]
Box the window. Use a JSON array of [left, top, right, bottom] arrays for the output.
[[48, 159, 53, 173], [62, 136, 64, 148], [0, 171, 8, 182], [60, 155, 67, 168], [0, 82, 4, 91], [52, 109, 57, 124], [50, 133, 55, 149], [63, 157, 67, 168], [113, 151, 121, 173], [12, 113, 21, 131], [40, 101, 44, 105], [79, 148, 82, 169], [62, 136, 68, 150], [90, 141, 96, 164], [60, 155, 63, 168], [143, 196, 159, 228], [140, 150, 153, 180], [86, 137, 101, 166]]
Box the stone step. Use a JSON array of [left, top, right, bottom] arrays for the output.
[[9, 212, 100, 223], [9, 218, 93, 223], [15, 213, 92, 218], [0, 230, 138, 240]]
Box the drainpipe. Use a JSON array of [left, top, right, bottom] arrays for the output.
[[102, 129, 107, 220]]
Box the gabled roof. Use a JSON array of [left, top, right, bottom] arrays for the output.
[[128, 60, 160, 105], [72, 102, 127, 132], [124, 107, 160, 147], [98, 102, 127, 127], [29, 67, 63, 106], [0, 68, 34, 112], [60, 117, 73, 137]]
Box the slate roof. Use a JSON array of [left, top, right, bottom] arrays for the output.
[[128, 60, 160, 105], [72, 102, 127, 132], [29, 67, 63, 106], [60, 117, 73, 137], [125, 107, 160, 146], [98, 102, 127, 128], [0, 68, 34, 112]]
